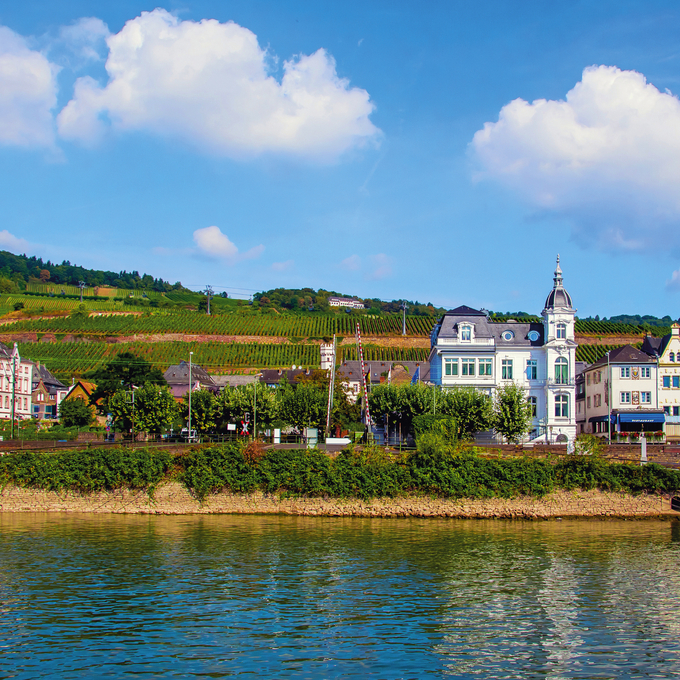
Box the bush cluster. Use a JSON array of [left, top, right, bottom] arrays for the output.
[[2, 444, 679, 502]]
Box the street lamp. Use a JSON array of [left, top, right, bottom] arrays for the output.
[[188, 352, 193, 440]]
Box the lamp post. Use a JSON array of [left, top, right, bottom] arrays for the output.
[[188, 352, 193, 441]]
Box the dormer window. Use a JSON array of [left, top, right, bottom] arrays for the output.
[[556, 323, 567, 339], [460, 324, 472, 341], [671, 352, 676, 363]]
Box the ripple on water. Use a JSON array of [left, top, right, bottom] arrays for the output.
[[0, 514, 679, 679]]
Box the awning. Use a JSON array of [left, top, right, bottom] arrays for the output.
[[618, 412, 665, 424], [589, 415, 615, 423]]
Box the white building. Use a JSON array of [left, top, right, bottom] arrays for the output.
[[428, 256, 577, 442], [0, 342, 34, 421], [328, 297, 366, 309]]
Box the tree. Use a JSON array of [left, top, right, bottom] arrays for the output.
[[440, 387, 493, 440], [295, 369, 361, 430], [278, 382, 326, 431], [85, 352, 166, 407], [181, 389, 217, 432], [39, 269, 50, 282], [59, 397, 94, 427], [493, 383, 532, 444], [109, 382, 178, 435], [215, 383, 279, 432]]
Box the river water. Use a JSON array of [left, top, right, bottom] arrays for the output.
[[1, 514, 679, 679]]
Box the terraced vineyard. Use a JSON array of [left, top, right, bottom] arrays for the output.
[[3, 311, 437, 338], [17, 340, 432, 379], [574, 343, 644, 364]]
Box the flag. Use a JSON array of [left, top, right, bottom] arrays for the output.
[[411, 366, 420, 384]]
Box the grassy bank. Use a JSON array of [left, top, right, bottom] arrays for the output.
[[1, 444, 679, 502]]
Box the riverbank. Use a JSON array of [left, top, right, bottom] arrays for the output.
[[0, 483, 677, 518]]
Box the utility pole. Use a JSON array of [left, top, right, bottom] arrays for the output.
[[78, 281, 86, 303], [401, 301, 408, 336], [188, 352, 193, 439], [253, 377, 257, 441], [204, 286, 213, 315]]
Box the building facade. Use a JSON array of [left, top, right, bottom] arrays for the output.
[[31, 362, 68, 420], [581, 345, 663, 435], [428, 257, 577, 442], [0, 343, 34, 421], [328, 297, 366, 309]]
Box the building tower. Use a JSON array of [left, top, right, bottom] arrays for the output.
[[541, 255, 577, 442], [320, 343, 335, 372]]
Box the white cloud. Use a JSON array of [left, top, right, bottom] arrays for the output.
[[192, 226, 263, 263], [58, 17, 110, 62], [0, 26, 58, 148], [271, 259, 294, 272], [58, 9, 380, 161], [471, 65, 680, 252], [666, 269, 680, 292], [0, 230, 30, 252], [340, 254, 361, 270], [367, 253, 393, 280]]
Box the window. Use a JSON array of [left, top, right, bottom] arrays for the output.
[[460, 325, 471, 341], [674, 376, 680, 389], [37, 392, 44, 402], [597, 371, 602, 384], [620, 392, 631, 404], [479, 359, 492, 376], [675, 406, 680, 417], [587, 373, 591, 385], [444, 359, 458, 376], [664, 376, 671, 388], [502, 359, 513, 380], [594, 394, 601, 407], [462, 358, 475, 376], [502, 330, 514, 341], [672, 353, 676, 363], [555, 394, 569, 417], [587, 396, 591, 408], [3, 396, 7, 408], [527, 360, 537, 380], [527, 396, 537, 417], [23, 398, 27, 410], [528, 330, 540, 342], [621, 367, 630, 378], [556, 323, 567, 339], [641, 366, 651, 378], [577, 402, 582, 414], [641, 392, 652, 404], [554, 357, 569, 384], [664, 406, 671, 415]]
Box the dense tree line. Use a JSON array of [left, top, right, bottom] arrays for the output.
[[0, 250, 185, 292]]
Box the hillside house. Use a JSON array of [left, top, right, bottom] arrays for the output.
[[31, 363, 68, 420]]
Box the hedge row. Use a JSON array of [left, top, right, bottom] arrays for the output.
[[2, 445, 679, 501]]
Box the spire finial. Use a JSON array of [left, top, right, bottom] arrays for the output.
[[553, 254, 563, 287]]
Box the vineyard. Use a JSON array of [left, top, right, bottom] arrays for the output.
[[574, 343, 643, 364], [17, 341, 431, 380], [2, 311, 438, 338]]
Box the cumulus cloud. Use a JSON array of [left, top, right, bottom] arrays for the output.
[[58, 17, 110, 62], [57, 9, 380, 161], [193, 226, 263, 263], [471, 65, 680, 252], [340, 254, 361, 270], [271, 259, 294, 272], [0, 26, 58, 148], [0, 230, 30, 252]]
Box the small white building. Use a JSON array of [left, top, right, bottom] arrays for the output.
[[0, 343, 34, 421], [428, 256, 577, 442], [328, 297, 366, 309]]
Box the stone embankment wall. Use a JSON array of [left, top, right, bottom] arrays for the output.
[[0, 483, 677, 518]]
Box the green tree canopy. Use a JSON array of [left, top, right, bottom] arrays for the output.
[[85, 352, 167, 407], [440, 387, 493, 440], [215, 383, 279, 432], [278, 381, 326, 431], [109, 382, 178, 434], [59, 397, 94, 427], [181, 389, 217, 432], [493, 383, 533, 444]]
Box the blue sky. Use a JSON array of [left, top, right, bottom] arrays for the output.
[[2, 1, 680, 316]]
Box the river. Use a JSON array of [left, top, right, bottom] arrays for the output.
[[1, 514, 679, 678]]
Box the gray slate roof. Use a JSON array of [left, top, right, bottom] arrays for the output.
[[588, 344, 657, 368]]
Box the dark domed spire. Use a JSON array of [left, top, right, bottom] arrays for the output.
[[544, 254, 573, 310]]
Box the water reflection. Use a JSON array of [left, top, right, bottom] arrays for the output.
[[0, 514, 678, 678]]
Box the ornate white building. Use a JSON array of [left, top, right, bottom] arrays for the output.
[[428, 257, 577, 441]]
